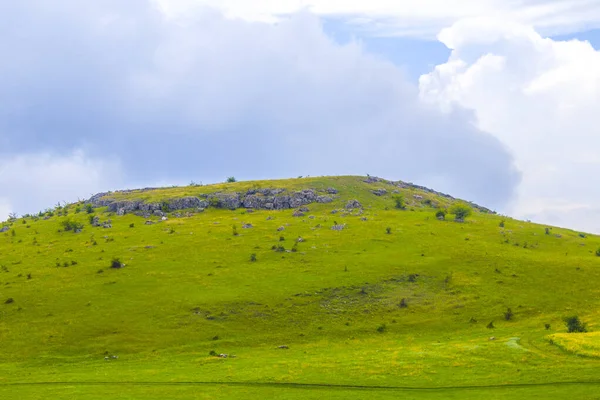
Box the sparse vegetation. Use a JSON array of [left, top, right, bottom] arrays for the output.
[[393, 195, 406, 210], [449, 203, 472, 221], [0, 175, 598, 399], [564, 316, 587, 333]]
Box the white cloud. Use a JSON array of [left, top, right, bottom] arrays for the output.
[[0, 4, 521, 214], [155, 0, 600, 38], [420, 16, 600, 232], [0, 151, 122, 220]]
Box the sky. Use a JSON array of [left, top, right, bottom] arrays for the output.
[[1, 1, 600, 233]]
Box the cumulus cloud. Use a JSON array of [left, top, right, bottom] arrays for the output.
[[156, 0, 600, 38], [0, 151, 122, 220], [0, 1, 520, 220], [420, 17, 600, 232]]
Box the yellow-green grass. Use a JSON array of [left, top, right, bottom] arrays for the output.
[[1, 176, 599, 398], [550, 331, 600, 358]]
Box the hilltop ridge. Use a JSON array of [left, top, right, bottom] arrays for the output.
[[1, 175, 599, 399]]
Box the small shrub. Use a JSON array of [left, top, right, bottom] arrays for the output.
[[435, 210, 446, 220], [504, 308, 514, 321], [393, 195, 406, 210], [596, 247, 600, 257], [111, 258, 123, 269], [564, 316, 587, 333], [250, 253, 257, 262], [499, 220, 505, 228], [449, 203, 472, 221], [545, 323, 551, 330], [232, 225, 238, 236], [61, 219, 84, 232], [376, 324, 387, 333], [85, 204, 94, 214], [11, 229, 15, 237], [279, 236, 285, 242], [129, 223, 135, 228], [545, 227, 550, 235], [209, 350, 217, 356], [486, 321, 495, 329], [5, 298, 14, 304], [226, 176, 237, 183], [399, 298, 407, 308], [386, 227, 392, 234]]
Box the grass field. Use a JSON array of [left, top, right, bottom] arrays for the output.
[[1, 176, 599, 399]]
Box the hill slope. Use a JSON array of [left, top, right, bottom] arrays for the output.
[[1, 175, 599, 399]]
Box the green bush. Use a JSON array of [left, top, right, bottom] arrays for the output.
[[435, 210, 446, 220], [564, 316, 587, 333], [85, 204, 94, 214], [393, 195, 406, 210], [60, 219, 84, 232], [449, 203, 472, 221], [227, 177, 237, 183]]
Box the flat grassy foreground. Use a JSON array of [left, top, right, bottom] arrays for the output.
[[1, 176, 599, 399]]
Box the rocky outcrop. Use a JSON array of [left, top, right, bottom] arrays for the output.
[[371, 189, 387, 196], [345, 200, 362, 209], [88, 187, 339, 216], [0, 226, 9, 233]]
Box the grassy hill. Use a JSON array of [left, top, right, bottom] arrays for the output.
[[1, 175, 599, 399]]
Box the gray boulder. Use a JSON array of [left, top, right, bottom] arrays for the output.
[[346, 200, 362, 209]]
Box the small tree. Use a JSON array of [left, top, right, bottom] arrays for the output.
[[393, 195, 406, 210], [85, 204, 94, 214], [449, 203, 472, 221], [226, 177, 237, 183], [504, 308, 514, 321], [564, 316, 587, 333]]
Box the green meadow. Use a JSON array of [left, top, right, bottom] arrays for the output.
[[1, 176, 599, 399]]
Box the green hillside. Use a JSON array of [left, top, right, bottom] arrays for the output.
[[1, 175, 599, 399]]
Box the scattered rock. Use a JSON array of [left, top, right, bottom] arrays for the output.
[[145, 220, 154, 225], [91, 216, 100, 227], [326, 187, 338, 194], [277, 226, 285, 231], [345, 200, 362, 209], [242, 223, 253, 229], [293, 210, 305, 217], [316, 195, 333, 203], [266, 216, 274, 220], [298, 206, 310, 212], [364, 176, 381, 184], [308, 215, 315, 219], [331, 209, 339, 214], [413, 194, 423, 199], [371, 189, 387, 196], [0, 226, 9, 233], [331, 224, 346, 231], [161, 216, 168, 221], [277, 345, 289, 349]]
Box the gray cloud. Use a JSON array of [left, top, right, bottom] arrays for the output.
[[0, 1, 520, 218]]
